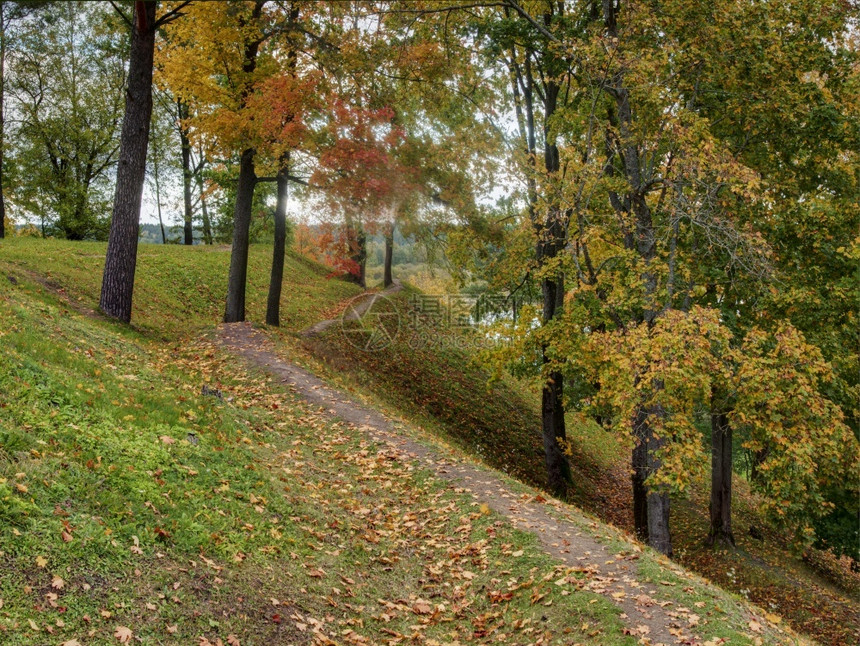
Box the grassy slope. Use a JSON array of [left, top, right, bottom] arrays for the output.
[[0, 237, 828, 645], [0, 238, 635, 646], [298, 288, 860, 646]]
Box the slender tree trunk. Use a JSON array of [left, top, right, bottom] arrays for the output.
[[152, 147, 166, 244], [197, 172, 213, 245], [266, 164, 289, 326], [222, 2, 263, 319], [223, 147, 257, 322], [99, 1, 156, 323], [178, 99, 193, 245], [708, 399, 735, 547], [383, 222, 394, 288]]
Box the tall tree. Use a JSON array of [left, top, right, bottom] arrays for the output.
[[9, 1, 126, 239], [100, 0, 191, 322]]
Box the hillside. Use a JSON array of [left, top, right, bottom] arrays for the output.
[[0, 238, 852, 645]]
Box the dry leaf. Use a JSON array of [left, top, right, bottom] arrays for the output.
[[51, 575, 65, 589], [114, 625, 133, 643]]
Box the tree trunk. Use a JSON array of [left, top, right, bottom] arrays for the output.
[[632, 408, 649, 541], [99, 1, 156, 323], [383, 222, 394, 287], [178, 99, 193, 245], [645, 422, 672, 557], [345, 219, 367, 289], [223, 147, 256, 322], [152, 146, 166, 244], [198, 173, 213, 245], [707, 401, 735, 547], [221, 3, 262, 319], [539, 247, 570, 498], [266, 164, 289, 326]]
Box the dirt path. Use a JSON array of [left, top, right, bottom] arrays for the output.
[[217, 319, 709, 645]]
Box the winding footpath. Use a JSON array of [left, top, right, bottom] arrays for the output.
[[217, 287, 767, 646]]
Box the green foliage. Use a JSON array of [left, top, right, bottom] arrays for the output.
[[7, 1, 126, 239], [733, 325, 859, 546]]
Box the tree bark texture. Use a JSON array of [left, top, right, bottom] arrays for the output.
[[223, 147, 256, 322], [266, 164, 289, 326], [99, 1, 156, 322], [708, 404, 735, 546]]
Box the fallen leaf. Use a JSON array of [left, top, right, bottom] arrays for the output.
[[51, 575, 65, 589], [114, 625, 133, 643], [35, 556, 48, 568]]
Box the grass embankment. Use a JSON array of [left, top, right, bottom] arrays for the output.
[[0, 238, 637, 645], [300, 288, 860, 646], [0, 237, 838, 645]]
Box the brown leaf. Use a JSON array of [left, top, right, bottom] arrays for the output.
[[51, 575, 65, 590], [114, 626, 133, 643], [412, 601, 432, 615]]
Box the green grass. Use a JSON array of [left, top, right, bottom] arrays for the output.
[[0, 237, 362, 335]]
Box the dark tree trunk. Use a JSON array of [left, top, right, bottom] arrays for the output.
[[632, 409, 649, 541], [707, 402, 735, 547], [221, 2, 263, 320], [383, 222, 394, 288], [196, 167, 213, 245], [223, 147, 257, 322], [537, 210, 571, 499], [99, 1, 156, 323], [266, 164, 289, 326], [178, 99, 193, 245]]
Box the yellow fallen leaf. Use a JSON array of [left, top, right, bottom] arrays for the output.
[[35, 556, 48, 568], [765, 612, 781, 624]]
